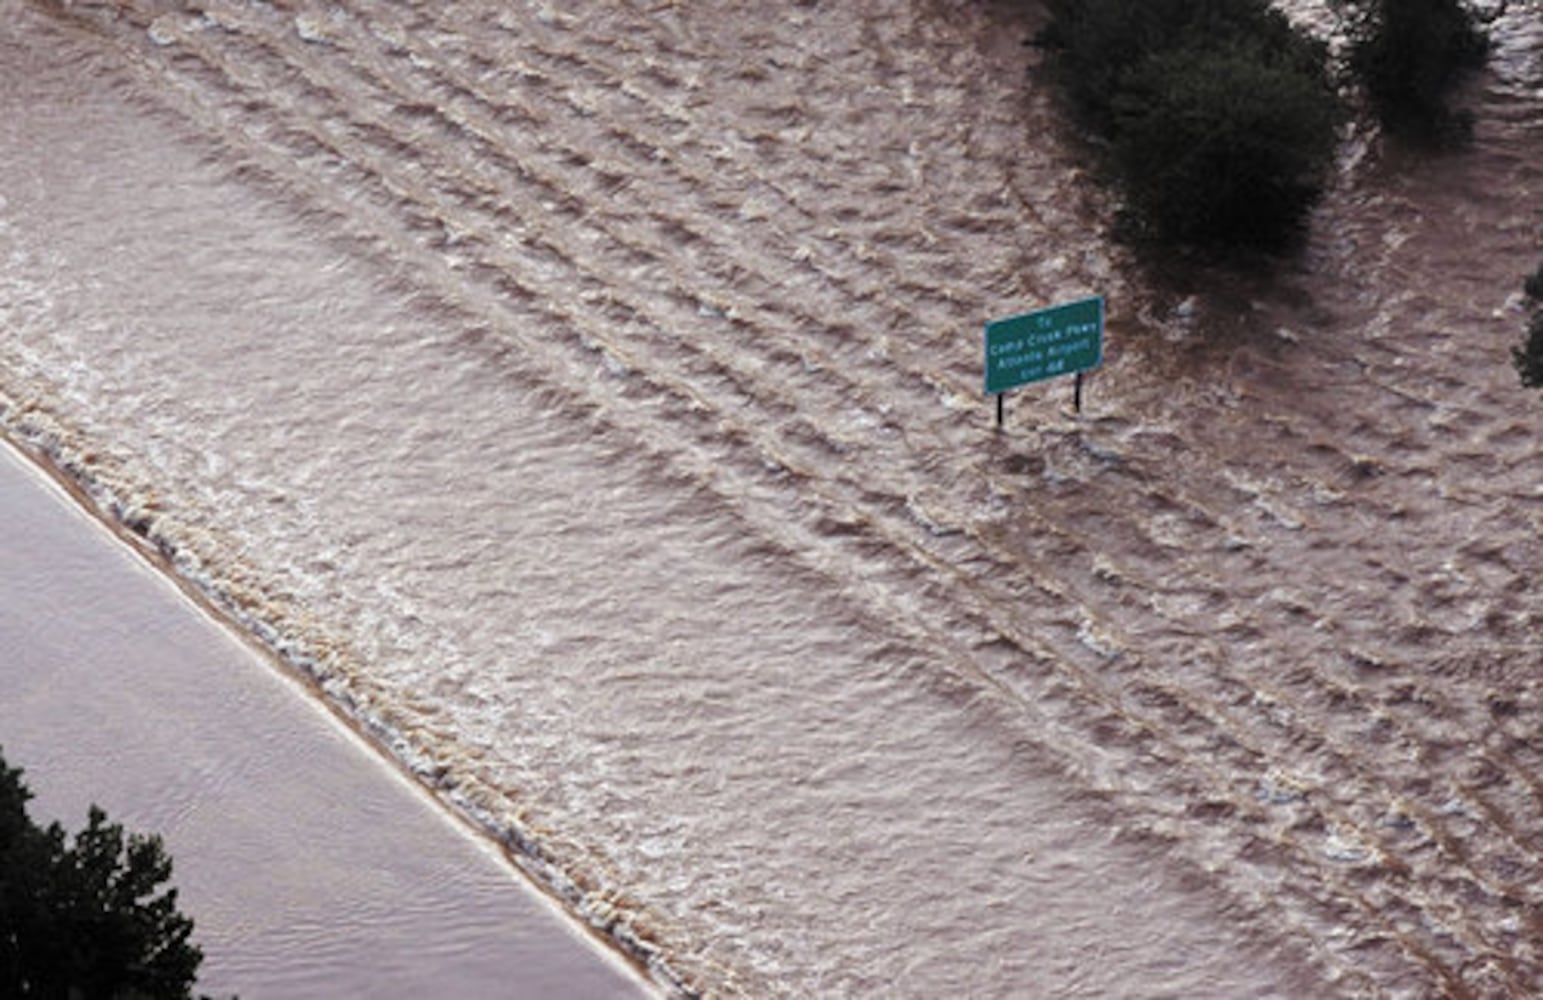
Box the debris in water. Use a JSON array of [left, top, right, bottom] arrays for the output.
[[294, 12, 338, 46], [146, 15, 179, 47]]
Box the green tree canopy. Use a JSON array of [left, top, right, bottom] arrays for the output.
[[1513, 263, 1543, 390], [1110, 39, 1342, 250], [1034, 0, 1342, 254], [1338, 0, 1491, 142], [1038, 0, 1324, 132], [1, 746, 206, 999]]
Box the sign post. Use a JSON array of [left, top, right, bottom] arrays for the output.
[[984, 296, 1103, 427]]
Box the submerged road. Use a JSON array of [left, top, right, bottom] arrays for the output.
[[0, 438, 652, 999]]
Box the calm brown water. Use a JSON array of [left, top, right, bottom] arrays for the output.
[[2, 0, 1538, 994]]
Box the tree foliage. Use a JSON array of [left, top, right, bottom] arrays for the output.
[[1, 746, 206, 999], [1111, 40, 1342, 250], [1035, 0, 1342, 254], [1337, 0, 1491, 143], [1037, 0, 1326, 131], [1513, 263, 1543, 390], [1525, 261, 1543, 302]]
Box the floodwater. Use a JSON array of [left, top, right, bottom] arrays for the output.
[[1, 0, 1538, 995], [0, 439, 650, 998]]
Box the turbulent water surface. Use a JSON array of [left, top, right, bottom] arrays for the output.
[[1, 0, 1539, 995], [0, 441, 650, 998]]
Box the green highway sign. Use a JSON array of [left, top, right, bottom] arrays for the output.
[[984, 296, 1104, 395]]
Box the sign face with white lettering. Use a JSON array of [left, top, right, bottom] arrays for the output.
[[984, 296, 1103, 395]]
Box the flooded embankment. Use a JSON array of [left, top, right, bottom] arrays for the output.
[[1, 0, 1539, 994]]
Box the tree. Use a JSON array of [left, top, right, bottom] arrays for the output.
[[1034, 0, 1343, 254], [1036, 0, 1325, 132], [1110, 39, 1342, 250], [1512, 263, 1543, 390], [1338, 0, 1491, 143], [1512, 313, 1543, 388], [1, 746, 206, 999]]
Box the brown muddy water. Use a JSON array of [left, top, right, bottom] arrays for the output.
[[0, 439, 650, 998], [1, 0, 1538, 995]]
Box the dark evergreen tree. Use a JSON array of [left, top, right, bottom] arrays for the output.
[[1512, 313, 1543, 389], [1110, 39, 1342, 250], [1513, 263, 1543, 390], [1, 747, 205, 999], [1037, 0, 1324, 132], [1525, 261, 1543, 302], [1035, 0, 1343, 254], [1340, 0, 1491, 142]]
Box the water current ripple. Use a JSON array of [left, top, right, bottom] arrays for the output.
[[3, 0, 1540, 995]]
